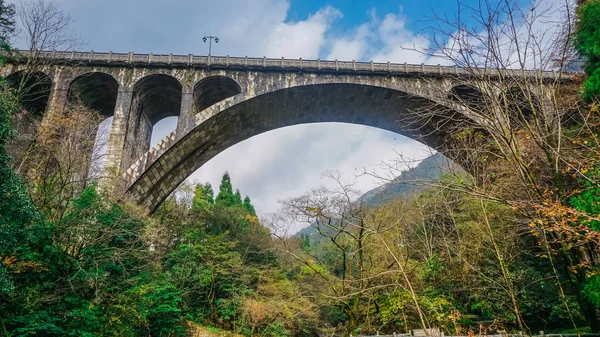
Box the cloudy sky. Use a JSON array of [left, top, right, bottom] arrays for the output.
[[10, 0, 565, 233]]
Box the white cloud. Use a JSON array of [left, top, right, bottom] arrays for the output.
[[325, 8, 430, 64], [264, 6, 341, 58], [430, 0, 573, 69], [371, 11, 430, 63], [11, 0, 293, 56], [326, 23, 370, 61]]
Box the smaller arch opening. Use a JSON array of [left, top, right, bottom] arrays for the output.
[[7, 70, 52, 117], [66, 73, 120, 180], [501, 86, 541, 127], [133, 74, 182, 124], [193, 76, 241, 113], [449, 84, 486, 112], [5, 71, 52, 164], [121, 74, 183, 170], [68, 72, 119, 118], [151, 116, 178, 147]]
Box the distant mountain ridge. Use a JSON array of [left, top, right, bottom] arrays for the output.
[[294, 153, 452, 238], [356, 153, 451, 207]]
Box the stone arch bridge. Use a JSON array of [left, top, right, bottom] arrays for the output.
[[2, 50, 567, 213]]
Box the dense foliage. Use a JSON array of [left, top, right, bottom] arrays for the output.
[[575, 0, 600, 101]]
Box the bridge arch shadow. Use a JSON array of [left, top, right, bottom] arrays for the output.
[[125, 83, 468, 213], [122, 74, 183, 168], [448, 84, 488, 112], [68, 72, 119, 118], [6, 70, 52, 117], [5, 70, 52, 163], [66, 72, 121, 179], [501, 86, 542, 127], [132, 74, 183, 124], [194, 75, 242, 114]]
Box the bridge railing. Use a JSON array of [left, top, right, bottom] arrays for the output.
[[8, 49, 573, 79]]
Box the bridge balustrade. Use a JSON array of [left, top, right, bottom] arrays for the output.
[[6, 50, 574, 80]]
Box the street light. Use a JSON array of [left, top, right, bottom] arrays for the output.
[[203, 35, 219, 56]]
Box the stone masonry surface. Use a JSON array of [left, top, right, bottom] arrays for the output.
[[2, 50, 574, 213]]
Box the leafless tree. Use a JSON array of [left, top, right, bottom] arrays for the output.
[[7, 0, 86, 174], [17, 0, 83, 52], [375, 0, 600, 332], [269, 172, 433, 336], [28, 102, 107, 221]]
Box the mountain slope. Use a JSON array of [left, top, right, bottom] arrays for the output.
[[294, 153, 452, 238], [356, 153, 451, 207]]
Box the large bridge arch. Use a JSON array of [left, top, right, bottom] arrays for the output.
[[124, 83, 466, 213]]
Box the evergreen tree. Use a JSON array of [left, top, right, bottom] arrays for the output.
[[243, 196, 256, 216], [216, 172, 236, 207], [0, 13, 42, 301], [234, 189, 243, 206], [203, 183, 214, 204], [0, 0, 15, 47], [575, 1, 600, 101]]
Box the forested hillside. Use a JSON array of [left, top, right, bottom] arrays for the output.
[[1, 0, 600, 336], [356, 153, 452, 207]]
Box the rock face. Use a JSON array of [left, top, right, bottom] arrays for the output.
[[2, 50, 562, 213]]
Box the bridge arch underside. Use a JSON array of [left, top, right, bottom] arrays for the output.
[[5, 71, 52, 162], [123, 74, 183, 169], [126, 83, 465, 213], [194, 75, 242, 113], [6, 70, 52, 116], [68, 72, 119, 117]]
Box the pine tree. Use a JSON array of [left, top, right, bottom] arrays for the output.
[[575, 1, 600, 101], [234, 189, 243, 206], [216, 172, 236, 207], [0, 0, 15, 47], [203, 183, 214, 204], [243, 196, 256, 216]]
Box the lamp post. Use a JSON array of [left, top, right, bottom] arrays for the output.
[[203, 35, 219, 56]]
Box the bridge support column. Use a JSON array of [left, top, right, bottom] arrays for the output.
[[175, 89, 194, 140], [42, 69, 71, 124], [102, 87, 133, 184]]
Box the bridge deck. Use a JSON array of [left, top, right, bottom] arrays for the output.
[[9, 50, 570, 79]]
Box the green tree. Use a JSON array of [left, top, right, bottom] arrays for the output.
[[0, 10, 45, 333], [165, 231, 248, 325], [193, 182, 214, 213], [575, 1, 600, 101], [243, 196, 256, 216], [0, 0, 15, 46], [234, 189, 243, 205], [216, 172, 236, 207], [204, 183, 215, 204]]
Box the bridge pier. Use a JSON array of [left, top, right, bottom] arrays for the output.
[[175, 89, 194, 140], [122, 95, 153, 172], [103, 87, 134, 180], [42, 70, 70, 123]]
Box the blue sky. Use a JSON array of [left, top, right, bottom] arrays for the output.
[[10, 0, 565, 233], [287, 0, 455, 35]]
